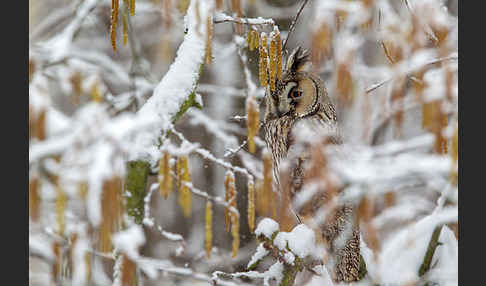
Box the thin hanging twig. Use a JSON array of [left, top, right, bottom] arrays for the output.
[[282, 0, 310, 53]]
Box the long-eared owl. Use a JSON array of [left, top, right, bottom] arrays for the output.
[[263, 47, 361, 283]]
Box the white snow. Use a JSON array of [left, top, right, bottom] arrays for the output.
[[143, 217, 155, 227], [213, 12, 274, 25], [255, 218, 279, 239], [213, 261, 284, 286], [377, 207, 458, 284], [157, 226, 184, 242], [29, 84, 71, 140], [331, 135, 451, 200], [283, 252, 295, 265], [277, 224, 316, 259], [273, 232, 288, 250], [426, 226, 458, 286], [41, 0, 99, 62], [112, 225, 146, 260], [29, 233, 55, 261], [264, 262, 284, 286], [360, 234, 377, 282], [72, 235, 90, 286], [86, 142, 114, 227], [131, 0, 212, 164], [305, 264, 334, 286], [247, 243, 269, 268]]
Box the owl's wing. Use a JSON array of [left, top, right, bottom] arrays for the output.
[[286, 118, 361, 282]]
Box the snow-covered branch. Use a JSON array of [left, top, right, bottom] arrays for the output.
[[214, 12, 275, 26], [131, 0, 212, 163]]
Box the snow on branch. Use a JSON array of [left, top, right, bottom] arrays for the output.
[[113, 225, 146, 261], [38, 0, 99, 62], [377, 206, 457, 284], [30, 0, 82, 42], [171, 128, 254, 181], [187, 109, 240, 148], [213, 12, 275, 26], [142, 183, 185, 243], [131, 0, 212, 164], [215, 218, 323, 286], [181, 181, 240, 217]]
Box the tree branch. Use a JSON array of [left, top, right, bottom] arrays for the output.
[[213, 12, 274, 25], [124, 0, 211, 224], [365, 53, 458, 94], [282, 0, 310, 53], [419, 225, 443, 277]]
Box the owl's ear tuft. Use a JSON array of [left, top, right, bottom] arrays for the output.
[[286, 46, 311, 73]]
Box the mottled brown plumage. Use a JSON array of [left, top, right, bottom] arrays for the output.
[[263, 47, 360, 283]]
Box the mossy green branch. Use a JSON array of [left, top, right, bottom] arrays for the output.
[[125, 63, 204, 224], [280, 257, 303, 286], [253, 232, 311, 286], [172, 90, 203, 122], [358, 254, 367, 280], [125, 91, 200, 224], [419, 225, 443, 277], [125, 160, 150, 224], [171, 63, 204, 122], [247, 258, 264, 271]]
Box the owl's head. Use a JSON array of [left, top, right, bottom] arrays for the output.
[[266, 47, 336, 123]]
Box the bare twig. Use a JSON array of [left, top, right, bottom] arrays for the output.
[[143, 184, 185, 243], [29, 0, 82, 42], [381, 41, 396, 65], [230, 115, 247, 122], [224, 140, 248, 158], [282, 0, 310, 53], [370, 99, 421, 145], [365, 54, 458, 94], [181, 181, 240, 217], [380, 41, 423, 86], [150, 177, 240, 217], [170, 127, 254, 181], [401, 0, 438, 45]]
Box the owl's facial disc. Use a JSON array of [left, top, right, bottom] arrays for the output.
[[277, 78, 318, 118], [277, 81, 297, 117], [294, 77, 319, 117]]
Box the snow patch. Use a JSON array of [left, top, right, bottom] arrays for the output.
[[284, 224, 316, 258], [426, 226, 458, 286], [113, 225, 146, 260], [255, 218, 279, 239], [131, 0, 212, 164], [247, 243, 269, 268], [264, 262, 284, 286]]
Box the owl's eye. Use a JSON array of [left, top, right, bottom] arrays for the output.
[[289, 89, 302, 99]]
